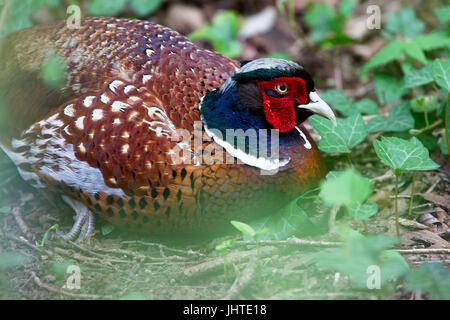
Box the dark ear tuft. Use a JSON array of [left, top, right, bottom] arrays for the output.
[[240, 60, 252, 68]]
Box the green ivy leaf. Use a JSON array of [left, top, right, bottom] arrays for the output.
[[410, 96, 438, 113], [213, 39, 242, 59], [0, 0, 58, 35], [304, 2, 340, 43], [244, 200, 322, 240], [0, 251, 33, 270], [319, 168, 373, 207], [373, 136, 440, 174], [352, 98, 378, 115], [361, 40, 405, 74], [215, 239, 234, 252], [403, 41, 427, 65], [367, 102, 414, 133], [319, 89, 351, 115], [86, 0, 127, 17], [129, 0, 164, 17], [403, 65, 434, 89], [338, 0, 357, 19], [374, 71, 407, 104], [231, 220, 256, 239], [406, 262, 450, 300], [435, 6, 450, 23], [414, 33, 450, 51], [313, 232, 408, 289], [310, 113, 367, 153], [349, 202, 378, 221], [101, 222, 115, 236], [188, 11, 242, 58], [430, 59, 450, 92], [386, 7, 424, 39]]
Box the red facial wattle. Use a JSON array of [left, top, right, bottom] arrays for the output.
[[257, 77, 308, 133]]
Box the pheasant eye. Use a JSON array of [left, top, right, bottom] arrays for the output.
[[275, 84, 288, 95]]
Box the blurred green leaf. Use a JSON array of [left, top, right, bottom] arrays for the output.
[[403, 65, 434, 89], [361, 40, 405, 74], [129, 0, 164, 17], [231, 220, 256, 239], [352, 98, 379, 115], [215, 239, 234, 252], [386, 7, 424, 39], [268, 51, 292, 60], [313, 232, 408, 289], [403, 42, 427, 65], [319, 89, 351, 115], [435, 6, 450, 23], [440, 137, 448, 155], [310, 113, 367, 153], [367, 101, 414, 133], [410, 96, 438, 113], [86, 0, 127, 16], [349, 202, 378, 221], [40, 52, 66, 88], [319, 168, 373, 207], [406, 262, 450, 300], [189, 10, 242, 58], [0, 251, 32, 270], [304, 2, 339, 44], [414, 33, 450, 51], [430, 59, 450, 92], [374, 71, 406, 104], [213, 39, 242, 59], [0, 0, 58, 35], [338, 0, 358, 19], [373, 136, 440, 174], [101, 222, 115, 236], [244, 200, 322, 240]]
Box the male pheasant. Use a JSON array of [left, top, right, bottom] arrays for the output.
[[0, 17, 336, 240]]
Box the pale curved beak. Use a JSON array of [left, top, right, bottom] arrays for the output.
[[297, 91, 337, 126]]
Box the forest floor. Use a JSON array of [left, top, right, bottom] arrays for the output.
[[0, 0, 449, 299]]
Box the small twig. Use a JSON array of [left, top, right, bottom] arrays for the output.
[[394, 174, 402, 245], [11, 207, 32, 239], [372, 170, 394, 182], [409, 119, 443, 136], [223, 259, 258, 299], [328, 205, 340, 232], [234, 237, 342, 248], [183, 246, 277, 278], [121, 240, 205, 257], [407, 172, 416, 218], [395, 248, 450, 254], [4, 233, 48, 256], [445, 93, 450, 159], [425, 177, 441, 193]]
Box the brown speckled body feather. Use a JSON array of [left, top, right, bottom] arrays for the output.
[[0, 18, 325, 233]]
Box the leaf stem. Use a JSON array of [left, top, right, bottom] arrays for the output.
[[409, 119, 442, 136], [346, 153, 353, 167], [394, 174, 402, 246], [424, 109, 429, 128], [407, 172, 415, 218], [445, 93, 450, 159]]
